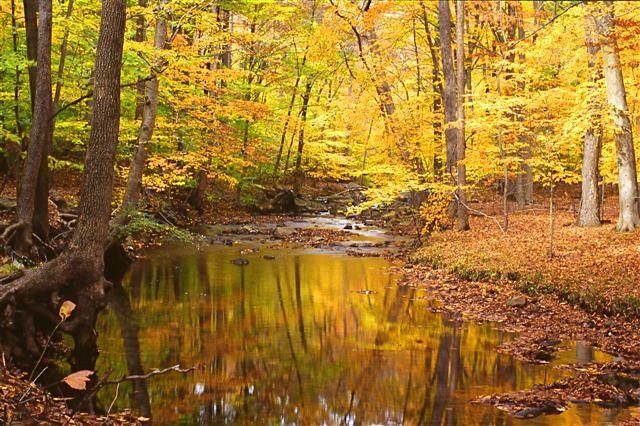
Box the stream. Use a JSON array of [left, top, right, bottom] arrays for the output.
[[95, 217, 634, 425]]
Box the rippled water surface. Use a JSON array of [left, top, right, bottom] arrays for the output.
[[96, 234, 632, 425]]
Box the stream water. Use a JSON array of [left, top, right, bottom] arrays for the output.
[[95, 219, 634, 425]]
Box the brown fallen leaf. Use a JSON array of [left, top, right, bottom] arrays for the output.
[[62, 370, 94, 390], [59, 300, 77, 320]]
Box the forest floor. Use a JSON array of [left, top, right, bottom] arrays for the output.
[[418, 194, 640, 317], [409, 192, 640, 421]]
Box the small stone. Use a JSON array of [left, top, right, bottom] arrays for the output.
[[263, 255, 276, 260], [231, 258, 249, 266], [506, 295, 527, 308], [343, 224, 353, 230]]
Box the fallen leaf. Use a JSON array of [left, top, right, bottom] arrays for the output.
[[62, 370, 93, 390], [59, 300, 76, 320]]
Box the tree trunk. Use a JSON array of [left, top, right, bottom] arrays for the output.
[[422, 1, 444, 178], [13, 0, 53, 255], [23, 0, 38, 111], [53, 0, 75, 113], [274, 53, 307, 176], [579, 13, 603, 227], [219, 8, 231, 69], [0, 0, 127, 371], [509, 2, 534, 208], [8, 0, 24, 182], [591, 1, 640, 232], [294, 81, 312, 188], [134, 0, 148, 120], [437, 0, 457, 180], [455, 0, 469, 230], [121, 0, 167, 211]]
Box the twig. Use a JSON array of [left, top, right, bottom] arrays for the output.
[[107, 382, 120, 416], [157, 210, 175, 227], [0, 220, 25, 242], [18, 366, 48, 402], [28, 319, 64, 383], [453, 192, 506, 234], [104, 364, 194, 385], [82, 368, 112, 404], [31, 232, 56, 254]]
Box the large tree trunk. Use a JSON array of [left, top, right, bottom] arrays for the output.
[[455, 0, 469, 230], [12, 0, 53, 255], [0, 0, 127, 371], [437, 0, 457, 180], [579, 13, 603, 227], [121, 0, 167, 211], [591, 1, 640, 232]]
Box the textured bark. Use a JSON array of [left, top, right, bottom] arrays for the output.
[[121, 0, 167, 210], [23, 0, 38, 110], [455, 0, 469, 230], [591, 1, 640, 232], [0, 0, 127, 369], [438, 0, 457, 179], [13, 0, 53, 254], [579, 14, 603, 228]]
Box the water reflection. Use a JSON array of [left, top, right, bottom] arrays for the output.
[[97, 244, 629, 425]]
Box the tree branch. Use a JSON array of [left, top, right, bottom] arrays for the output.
[[104, 364, 194, 385], [52, 76, 156, 119]]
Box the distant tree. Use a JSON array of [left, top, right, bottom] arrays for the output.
[[455, 0, 469, 231], [578, 10, 603, 228], [590, 1, 639, 232], [121, 0, 168, 211], [12, 0, 53, 255]]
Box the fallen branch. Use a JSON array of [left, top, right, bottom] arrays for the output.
[[453, 192, 506, 234], [0, 220, 25, 243], [104, 364, 194, 385]]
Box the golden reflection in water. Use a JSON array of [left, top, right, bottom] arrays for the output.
[[96, 245, 628, 425]]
